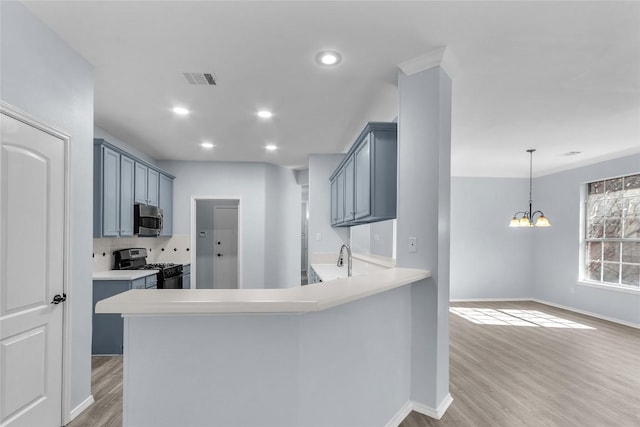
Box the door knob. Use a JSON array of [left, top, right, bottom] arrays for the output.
[[217, 253, 222, 257], [51, 293, 67, 304]]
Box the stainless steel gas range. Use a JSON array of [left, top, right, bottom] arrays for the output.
[[114, 248, 183, 289]]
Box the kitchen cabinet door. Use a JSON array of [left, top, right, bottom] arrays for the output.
[[336, 168, 345, 224], [330, 177, 338, 225], [101, 146, 121, 237], [343, 155, 355, 222], [354, 135, 371, 220], [120, 155, 135, 236], [92, 280, 129, 354], [147, 168, 160, 207], [159, 174, 173, 236], [134, 162, 148, 204]]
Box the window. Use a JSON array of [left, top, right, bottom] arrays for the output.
[[584, 174, 640, 288]]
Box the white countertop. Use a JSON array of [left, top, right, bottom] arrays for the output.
[[93, 270, 159, 281], [95, 267, 430, 315]]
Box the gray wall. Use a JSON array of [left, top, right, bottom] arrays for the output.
[[308, 154, 349, 258], [533, 153, 640, 325], [450, 154, 640, 326], [450, 177, 533, 300], [0, 0, 94, 416], [396, 66, 452, 410], [265, 164, 302, 288], [157, 161, 300, 289], [350, 219, 395, 258]]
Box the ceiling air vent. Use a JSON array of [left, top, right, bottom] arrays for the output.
[[183, 72, 216, 86]]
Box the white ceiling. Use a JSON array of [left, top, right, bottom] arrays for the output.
[[23, 1, 640, 177]]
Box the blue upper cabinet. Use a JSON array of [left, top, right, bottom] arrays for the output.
[[120, 155, 135, 236], [336, 168, 345, 224], [135, 162, 159, 206], [147, 168, 159, 207], [344, 156, 355, 222], [134, 162, 148, 204], [329, 122, 397, 227], [100, 146, 121, 236], [159, 173, 173, 236], [330, 177, 338, 225], [354, 135, 371, 220], [94, 139, 174, 238]]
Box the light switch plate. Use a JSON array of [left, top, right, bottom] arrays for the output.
[[316, 232, 322, 241], [408, 237, 418, 253]]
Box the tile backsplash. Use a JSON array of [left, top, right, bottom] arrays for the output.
[[93, 234, 191, 272]]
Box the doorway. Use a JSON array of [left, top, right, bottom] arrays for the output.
[[1, 103, 70, 426], [191, 197, 241, 289]]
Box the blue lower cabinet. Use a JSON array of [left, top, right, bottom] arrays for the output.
[[182, 264, 191, 289], [92, 276, 155, 354], [92, 280, 129, 354]]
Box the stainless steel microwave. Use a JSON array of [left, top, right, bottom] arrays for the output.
[[134, 204, 163, 237]]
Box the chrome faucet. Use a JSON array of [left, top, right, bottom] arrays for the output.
[[337, 244, 353, 277]]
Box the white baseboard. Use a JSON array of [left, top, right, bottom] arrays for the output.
[[411, 393, 454, 420], [386, 394, 454, 427], [68, 395, 94, 422], [385, 401, 413, 427], [532, 299, 640, 329], [451, 298, 530, 302]]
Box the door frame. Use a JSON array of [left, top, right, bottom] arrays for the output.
[[1, 101, 72, 425], [190, 196, 243, 289]]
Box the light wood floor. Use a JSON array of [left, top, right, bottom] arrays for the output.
[[401, 301, 640, 427], [67, 301, 640, 427], [67, 356, 122, 427]]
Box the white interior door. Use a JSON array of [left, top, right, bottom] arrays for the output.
[[0, 110, 66, 426], [213, 206, 238, 289]]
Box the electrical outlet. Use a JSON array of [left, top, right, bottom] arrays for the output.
[[408, 237, 418, 253], [316, 232, 321, 241]]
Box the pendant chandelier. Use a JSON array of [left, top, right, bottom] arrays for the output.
[[509, 149, 551, 228]]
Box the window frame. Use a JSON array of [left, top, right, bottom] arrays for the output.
[[580, 172, 640, 291]]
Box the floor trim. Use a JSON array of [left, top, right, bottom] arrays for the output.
[[386, 394, 454, 426], [531, 298, 640, 329], [451, 298, 530, 302], [68, 395, 94, 422], [385, 401, 413, 427], [411, 394, 454, 420]]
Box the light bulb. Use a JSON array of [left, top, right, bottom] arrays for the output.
[[535, 215, 551, 227]]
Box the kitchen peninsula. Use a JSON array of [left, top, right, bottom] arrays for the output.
[[96, 267, 434, 427]]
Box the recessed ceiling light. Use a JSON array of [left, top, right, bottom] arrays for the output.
[[257, 110, 273, 119], [172, 106, 190, 116], [265, 144, 278, 151], [316, 51, 342, 66], [201, 142, 214, 149]]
